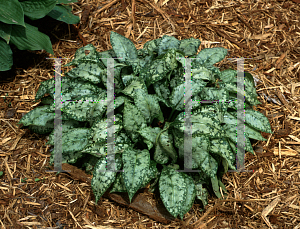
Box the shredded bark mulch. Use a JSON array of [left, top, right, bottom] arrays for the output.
[[1, 0, 300, 228]]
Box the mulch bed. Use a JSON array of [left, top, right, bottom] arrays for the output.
[[1, 0, 300, 228]]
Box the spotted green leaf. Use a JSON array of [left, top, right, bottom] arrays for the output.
[[91, 154, 122, 204], [245, 109, 272, 134], [122, 148, 150, 202], [110, 31, 138, 63], [179, 37, 201, 57]]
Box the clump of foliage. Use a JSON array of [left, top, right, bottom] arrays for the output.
[[17, 31, 272, 219], [0, 0, 80, 71]]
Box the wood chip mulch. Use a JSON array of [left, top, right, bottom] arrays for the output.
[[1, 0, 300, 228]]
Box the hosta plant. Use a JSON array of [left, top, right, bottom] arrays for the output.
[[0, 0, 80, 71], [17, 31, 272, 219]]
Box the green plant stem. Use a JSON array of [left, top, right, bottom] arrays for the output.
[[167, 108, 175, 122]]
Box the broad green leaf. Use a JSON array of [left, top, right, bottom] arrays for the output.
[[245, 109, 272, 133], [0, 39, 13, 71], [123, 101, 147, 143], [20, 0, 57, 20], [61, 128, 90, 153], [223, 123, 254, 154], [46, 120, 83, 145], [178, 173, 196, 220], [157, 35, 180, 56], [219, 69, 237, 83], [138, 127, 161, 150], [133, 89, 163, 125], [209, 138, 236, 170], [195, 47, 227, 67], [91, 154, 122, 204], [17, 105, 54, 126], [47, 4, 80, 24], [122, 148, 150, 202], [195, 183, 209, 207], [154, 140, 170, 164], [140, 49, 178, 87], [56, 0, 78, 3], [110, 31, 138, 63], [0, 22, 12, 43], [0, 0, 25, 26], [157, 126, 177, 164], [143, 37, 161, 54], [10, 23, 53, 54], [90, 114, 123, 144], [159, 166, 188, 218], [179, 37, 201, 57]]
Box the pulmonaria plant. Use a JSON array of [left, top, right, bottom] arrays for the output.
[[17, 31, 272, 220]]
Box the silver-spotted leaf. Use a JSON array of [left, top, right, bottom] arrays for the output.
[[91, 154, 122, 204], [159, 166, 187, 218], [110, 31, 138, 62], [245, 109, 272, 134], [122, 148, 150, 202]]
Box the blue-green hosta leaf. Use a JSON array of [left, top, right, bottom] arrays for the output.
[[209, 138, 236, 170], [133, 89, 163, 124], [91, 154, 122, 204], [223, 124, 254, 154], [140, 49, 178, 87], [157, 35, 180, 56], [0, 39, 13, 71], [123, 101, 147, 143], [138, 127, 162, 150], [159, 166, 188, 219], [194, 47, 227, 67], [245, 109, 272, 134], [90, 113, 123, 144], [157, 127, 177, 164], [17, 105, 54, 126], [195, 183, 209, 207], [20, 0, 56, 20], [47, 4, 80, 24], [178, 173, 196, 220], [143, 38, 162, 54], [122, 148, 150, 202], [10, 22, 54, 54], [179, 37, 201, 57], [110, 31, 138, 63], [46, 120, 83, 145], [0, 0, 25, 26]]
